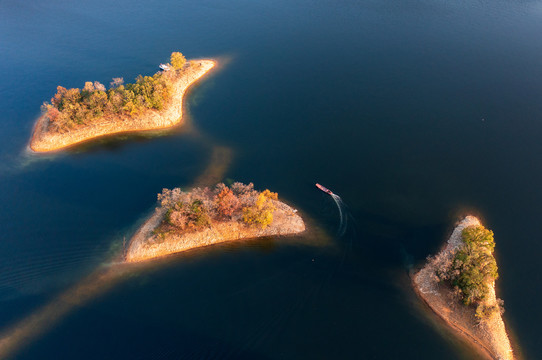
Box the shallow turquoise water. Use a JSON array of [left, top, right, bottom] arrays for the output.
[[1, 0, 542, 358]]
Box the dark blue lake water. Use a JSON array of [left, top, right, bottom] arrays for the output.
[[1, 0, 542, 358]]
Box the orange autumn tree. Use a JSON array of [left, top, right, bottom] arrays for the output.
[[214, 185, 240, 219]]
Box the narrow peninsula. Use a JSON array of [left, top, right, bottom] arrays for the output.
[[126, 182, 305, 262], [30, 52, 215, 152], [413, 216, 514, 360]]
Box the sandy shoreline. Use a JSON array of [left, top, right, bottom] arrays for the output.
[[412, 216, 514, 360], [29, 59, 216, 153], [411, 274, 495, 359], [125, 200, 306, 263]]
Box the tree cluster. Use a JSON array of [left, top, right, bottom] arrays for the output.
[[451, 225, 498, 305], [156, 182, 278, 234], [41, 52, 190, 132], [434, 225, 503, 319]]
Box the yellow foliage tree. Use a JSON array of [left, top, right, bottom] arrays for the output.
[[242, 190, 277, 229], [170, 52, 186, 70]]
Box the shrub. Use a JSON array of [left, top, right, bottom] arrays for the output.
[[475, 299, 504, 322]]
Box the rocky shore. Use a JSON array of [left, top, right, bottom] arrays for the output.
[[413, 216, 514, 360], [29, 59, 215, 152]]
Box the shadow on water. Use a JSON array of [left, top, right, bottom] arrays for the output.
[[64, 127, 191, 154], [0, 116, 188, 178]]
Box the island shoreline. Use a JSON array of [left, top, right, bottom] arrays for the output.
[[29, 59, 216, 153], [412, 216, 514, 360], [411, 272, 495, 360], [125, 200, 306, 263]]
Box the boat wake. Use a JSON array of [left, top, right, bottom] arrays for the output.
[[316, 183, 348, 237], [330, 193, 348, 237]]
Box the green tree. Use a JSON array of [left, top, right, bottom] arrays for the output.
[[187, 199, 210, 229], [450, 225, 499, 305]]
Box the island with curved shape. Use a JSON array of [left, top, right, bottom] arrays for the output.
[[30, 52, 215, 152], [126, 182, 306, 262], [413, 216, 514, 360]]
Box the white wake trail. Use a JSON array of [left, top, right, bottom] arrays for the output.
[[330, 194, 347, 236]]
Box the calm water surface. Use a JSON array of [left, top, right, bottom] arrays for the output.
[[1, 0, 542, 358]]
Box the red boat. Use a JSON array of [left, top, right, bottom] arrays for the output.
[[316, 183, 333, 195]]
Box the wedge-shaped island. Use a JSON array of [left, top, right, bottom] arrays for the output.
[[30, 52, 215, 152], [126, 182, 305, 262], [413, 216, 514, 360]]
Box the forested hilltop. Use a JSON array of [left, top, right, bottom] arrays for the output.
[[41, 52, 191, 133]]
